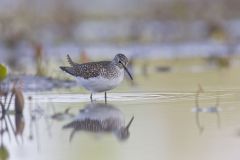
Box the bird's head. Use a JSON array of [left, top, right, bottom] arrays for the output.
[[113, 54, 133, 80]]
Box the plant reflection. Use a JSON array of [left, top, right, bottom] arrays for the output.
[[28, 96, 48, 151], [63, 103, 134, 141], [0, 80, 26, 160], [0, 80, 25, 145], [27, 95, 76, 151], [192, 85, 221, 134], [50, 107, 74, 121]]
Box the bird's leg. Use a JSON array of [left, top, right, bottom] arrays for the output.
[[90, 93, 93, 102], [104, 92, 107, 104]]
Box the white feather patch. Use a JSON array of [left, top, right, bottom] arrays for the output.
[[76, 69, 124, 92]]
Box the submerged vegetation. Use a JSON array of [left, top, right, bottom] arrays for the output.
[[0, 80, 24, 115], [0, 64, 7, 82]]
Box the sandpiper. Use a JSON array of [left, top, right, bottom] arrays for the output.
[[60, 53, 133, 102]]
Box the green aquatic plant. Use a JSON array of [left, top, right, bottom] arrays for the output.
[[0, 64, 7, 81], [0, 145, 9, 160]]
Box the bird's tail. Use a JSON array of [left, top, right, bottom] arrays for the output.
[[59, 66, 76, 76], [67, 54, 76, 67]]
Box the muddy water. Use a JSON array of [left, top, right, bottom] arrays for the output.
[[3, 59, 240, 160]]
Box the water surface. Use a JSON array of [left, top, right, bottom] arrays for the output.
[[3, 60, 240, 160]]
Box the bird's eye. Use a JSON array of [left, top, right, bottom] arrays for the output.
[[118, 60, 121, 63]]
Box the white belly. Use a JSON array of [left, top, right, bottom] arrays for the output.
[[76, 70, 124, 92]]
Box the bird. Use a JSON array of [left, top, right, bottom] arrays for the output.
[[60, 53, 133, 102]]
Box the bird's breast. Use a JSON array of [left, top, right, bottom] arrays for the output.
[[76, 69, 124, 92]]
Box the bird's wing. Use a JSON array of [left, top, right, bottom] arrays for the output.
[[73, 61, 110, 79]]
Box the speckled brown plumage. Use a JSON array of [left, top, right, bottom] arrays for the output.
[[60, 61, 120, 79], [60, 55, 124, 79]]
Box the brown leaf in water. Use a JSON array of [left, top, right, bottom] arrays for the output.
[[12, 82, 24, 114], [15, 113, 25, 136]]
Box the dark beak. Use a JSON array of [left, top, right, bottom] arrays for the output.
[[120, 62, 133, 80], [125, 116, 134, 131]]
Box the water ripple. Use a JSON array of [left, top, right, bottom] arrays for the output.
[[23, 91, 237, 104]]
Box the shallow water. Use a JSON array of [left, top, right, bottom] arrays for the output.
[[2, 60, 240, 160]]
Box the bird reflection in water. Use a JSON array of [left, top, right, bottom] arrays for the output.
[[63, 103, 134, 141], [192, 85, 221, 134]]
